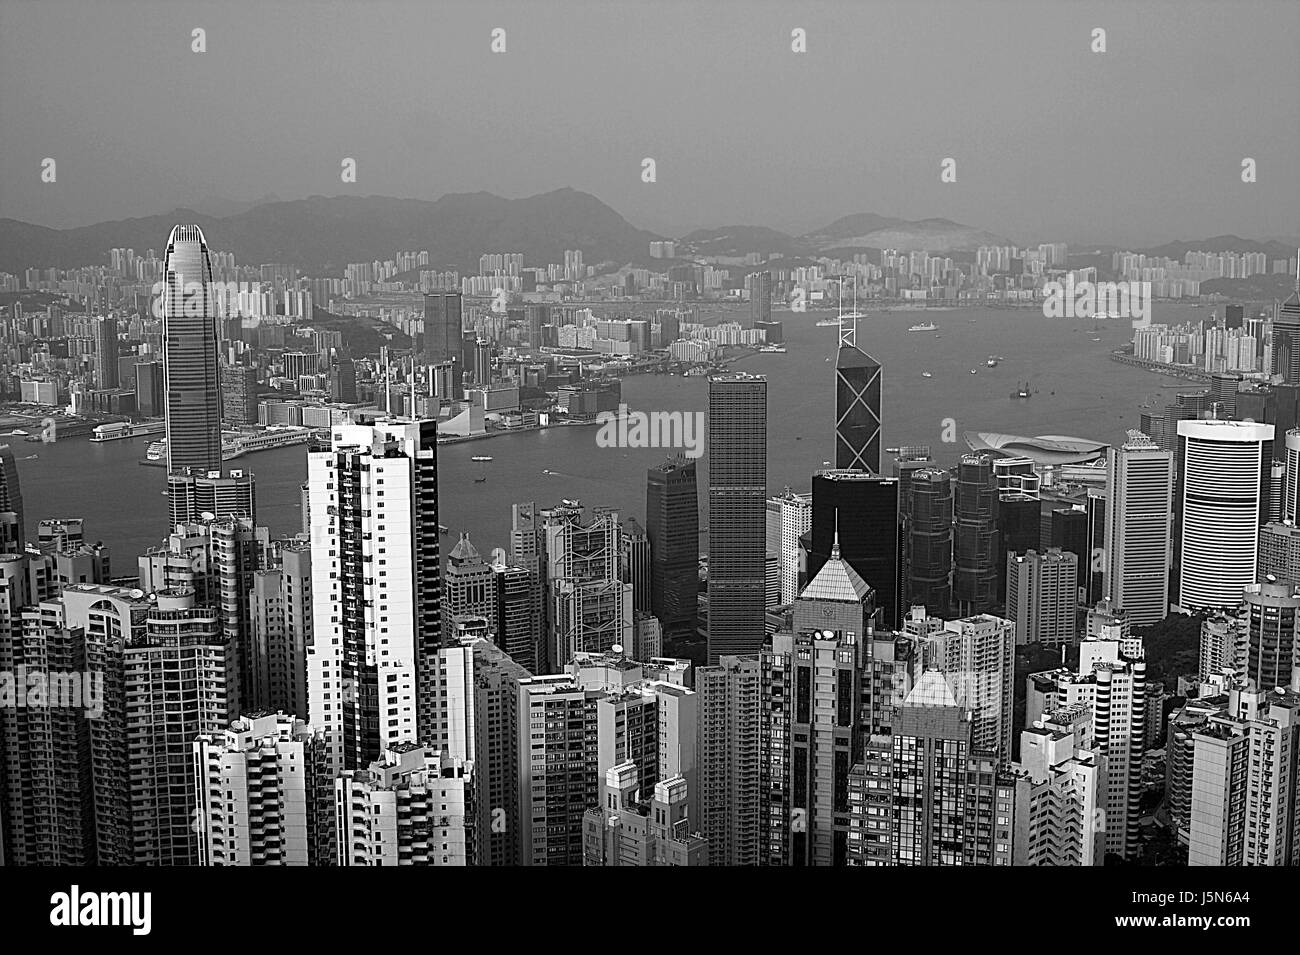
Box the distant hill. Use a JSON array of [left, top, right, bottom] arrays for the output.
[[676, 226, 803, 258], [0, 188, 661, 275], [804, 215, 1011, 254], [1141, 235, 1294, 259]]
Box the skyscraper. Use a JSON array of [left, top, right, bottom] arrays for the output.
[[646, 456, 699, 638], [745, 271, 772, 328], [707, 373, 767, 662], [93, 315, 119, 390], [1105, 433, 1174, 626], [834, 340, 883, 474], [0, 444, 25, 551], [423, 291, 463, 397], [307, 419, 441, 776], [166, 467, 256, 529], [903, 467, 952, 615], [162, 224, 223, 473], [808, 470, 901, 629], [954, 452, 999, 615], [1006, 548, 1079, 649], [1175, 419, 1274, 610], [1243, 579, 1300, 691]]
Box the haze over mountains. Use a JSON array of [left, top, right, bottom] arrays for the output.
[[0, 189, 1293, 277]]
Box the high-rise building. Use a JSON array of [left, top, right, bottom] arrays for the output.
[[0, 575, 97, 865], [1006, 548, 1079, 649], [134, 360, 165, 418], [336, 744, 477, 866], [220, 362, 258, 426], [127, 588, 234, 866], [1010, 704, 1105, 866], [0, 445, 24, 551], [862, 670, 976, 866], [904, 467, 952, 615], [808, 470, 901, 629], [582, 763, 708, 866], [1188, 684, 1300, 867], [1105, 433, 1173, 626], [1176, 419, 1274, 610], [706, 373, 767, 662], [249, 543, 312, 718], [328, 354, 358, 403], [93, 315, 119, 390], [162, 225, 223, 473], [544, 505, 632, 669], [443, 533, 497, 628], [139, 516, 269, 707], [307, 419, 441, 777], [423, 292, 464, 393], [1243, 579, 1300, 690], [516, 674, 601, 865], [766, 488, 811, 606], [1028, 632, 1147, 860], [621, 517, 651, 613], [193, 712, 330, 866], [646, 456, 699, 638], [954, 452, 999, 615], [166, 467, 256, 529], [922, 614, 1016, 761], [508, 502, 547, 674], [695, 655, 763, 866], [835, 334, 883, 474], [745, 271, 772, 327]]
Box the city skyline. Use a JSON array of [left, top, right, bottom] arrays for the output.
[[3, 0, 1300, 899]]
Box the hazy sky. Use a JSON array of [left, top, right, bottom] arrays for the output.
[[1, 0, 1296, 247]]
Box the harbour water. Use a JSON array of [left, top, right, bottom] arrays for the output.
[[12, 303, 1216, 566]]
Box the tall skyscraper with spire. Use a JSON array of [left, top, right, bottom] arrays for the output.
[[834, 302, 882, 474], [162, 225, 222, 473], [707, 373, 767, 663]]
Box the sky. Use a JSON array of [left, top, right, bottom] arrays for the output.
[[0, 0, 1297, 247]]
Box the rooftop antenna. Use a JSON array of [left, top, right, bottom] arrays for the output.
[[838, 276, 859, 348]]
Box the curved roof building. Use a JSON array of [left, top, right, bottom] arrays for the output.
[[963, 432, 1107, 466]]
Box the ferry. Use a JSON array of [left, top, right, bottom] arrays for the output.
[[909, 322, 937, 332], [470, 455, 494, 463], [814, 318, 840, 328], [143, 426, 314, 465], [758, 345, 787, 353], [89, 420, 165, 442]]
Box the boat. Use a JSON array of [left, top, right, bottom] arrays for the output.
[[89, 420, 165, 442], [10, 430, 28, 436], [814, 319, 840, 328], [22, 454, 37, 460], [985, 358, 998, 368], [909, 322, 937, 332], [470, 455, 494, 462], [921, 371, 933, 378], [473, 477, 487, 484], [758, 345, 787, 353], [1010, 381, 1032, 399], [970, 369, 978, 375]]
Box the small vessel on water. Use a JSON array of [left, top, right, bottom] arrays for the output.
[[909, 322, 937, 332], [470, 455, 493, 462], [921, 371, 933, 378], [970, 368, 978, 375], [1010, 381, 1033, 399], [985, 358, 998, 368]]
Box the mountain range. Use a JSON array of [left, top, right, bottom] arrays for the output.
[[0, 190, 1291, 277]]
